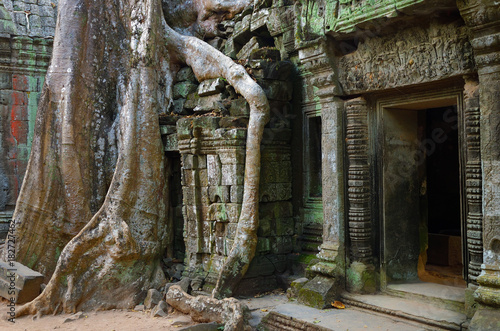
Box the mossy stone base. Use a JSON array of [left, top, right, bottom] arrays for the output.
[[297, 275, 337, 309], [346, 262, 378, 294]]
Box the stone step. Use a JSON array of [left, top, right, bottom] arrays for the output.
[[385, 282, 466, 314], [0, 260, 43, 303], [259, 311, 330, 331], [342, 291, 467, 330]]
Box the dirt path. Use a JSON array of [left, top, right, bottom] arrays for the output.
[[0, 303, 197, 331]]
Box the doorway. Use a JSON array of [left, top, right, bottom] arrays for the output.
[[381, 97, 465, 288], [419, 106, 465, 287]]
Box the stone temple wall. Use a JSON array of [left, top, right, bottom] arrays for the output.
[[0, 1, 57, 230], [160, 43, 295, 293], [0, 1, 57, 208]]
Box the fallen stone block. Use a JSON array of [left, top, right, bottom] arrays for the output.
[[151, 300, 169, 317], [198, 78, 226, 97], [144, 288, 163, 309], [0, 260, 44, 304], [298, 275, 338, 309]]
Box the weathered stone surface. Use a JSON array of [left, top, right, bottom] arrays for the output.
[[221, 164, 245, 185], [288, 277, 309, 297], [144, 289, 163, 309], [229, 98, 250, 117], [207, 154, 222, 186], [237, 36, 269, 60], [208, 203, 241, 223], [174, 81, 198, 99], [208, 186, 230, 203], [194, 93, 226, 112], [230, 185, 244, 203], [232, 14, 251, 44], [249, 48, 281, 61], [297, 275, 337, 309], [151, 300, 169, 317], [198, 78, 225, 97], [160, 125, 176, 136], [249, 60, 292, 81], [184, 92, 200, 110], [163, 134, 178, 152], [0, 260, 43, 303], [176, 67, 197, 83], [258, 79, 293, 101], [223, 37, 239, 59], [172, 98, 188, 115]]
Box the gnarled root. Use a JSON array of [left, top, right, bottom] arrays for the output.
[[166, 285, 251, 331]]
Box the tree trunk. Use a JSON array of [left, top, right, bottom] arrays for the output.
[[13, 0, 267, 316]]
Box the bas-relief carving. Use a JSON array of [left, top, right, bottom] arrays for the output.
[[338, 23, 475, 94]]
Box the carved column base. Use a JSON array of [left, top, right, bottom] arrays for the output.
[[474, 264, 500, 307], [469, 265, 500, 330], [346, 262, 378, 294], [309, 242, 343, 278]]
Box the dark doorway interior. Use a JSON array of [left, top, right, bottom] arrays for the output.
[[420, 106, 465, 287]]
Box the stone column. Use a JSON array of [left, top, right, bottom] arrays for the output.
[[344, 97, 377, 293], [298, 42, 346, 277], [458, 0, 500, 328]]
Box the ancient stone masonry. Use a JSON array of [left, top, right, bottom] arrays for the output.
[[0, 1, 56, 218], [338, 22, 475, 94], [297, 42, 345, 282], [172, 117, 292, 294], [159, 3, 296, 292]]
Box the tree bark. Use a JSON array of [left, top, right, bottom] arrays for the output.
[[13, 0, 267, 316]]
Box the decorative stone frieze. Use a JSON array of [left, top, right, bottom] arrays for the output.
[[338, 22, 475, 95]]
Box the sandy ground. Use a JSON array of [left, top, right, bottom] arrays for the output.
[[0, 301, 197, 331], [0, 292, 289, 331]]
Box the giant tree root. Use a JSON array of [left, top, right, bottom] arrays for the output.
[[166, 285, 251, 331]]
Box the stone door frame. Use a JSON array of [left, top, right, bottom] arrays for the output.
[[375, 85, 479, 289]]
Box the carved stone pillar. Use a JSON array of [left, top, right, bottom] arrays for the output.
[[298, 42, 345, 277], [463, 76, 483, 283], [345, 97, 372, 264], [458, 0, 500, 327], [344, 97, 376, 293]]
